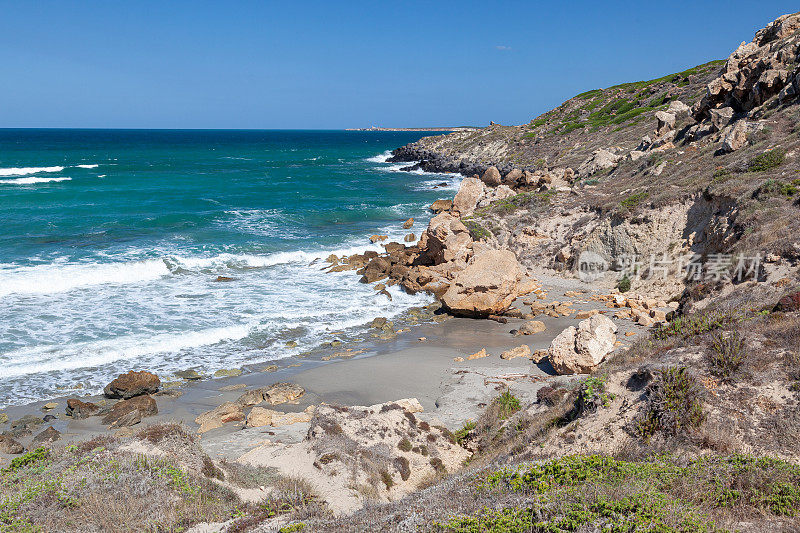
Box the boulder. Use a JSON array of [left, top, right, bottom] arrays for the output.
[[236, 382, 305, 407], [0, 434, 24, 454], [102, 394, 158, 428], [360, 257, 391, 283], [655, 111, 676, 135], [480, 166, 502, 186], [548, 315, 618, 374], [195, 402, 245, 433], [402, 218, 414, 229], [516, 321, 546, 335], [709, 107, 734, 132], [577, 149, 621, 178], [175, 369, 203, 381], [452, 177, 485, 215], [504, 168, 523, 185], [441, 250, 524, 317], [667, 100, 690, 118], [720, 119, 748, 152], [103, 370, 160, 399], [500, 345, 532, 360], [404, 233, 416, 242], [420, 213, 473, 265], [369, 235, 388, 244], [66, 398, 99, 419], [32, 426, 61, 444], [775, 291, 800, 312], [429, 199, 453, 213]]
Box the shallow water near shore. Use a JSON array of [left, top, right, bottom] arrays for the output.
[[0, 129, 458, 408]]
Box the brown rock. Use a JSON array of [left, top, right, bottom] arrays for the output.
[[452, 177, 485, 215], [531, 349, 549, 364], [104, 370, 160, 399], [402, 217, 414, 229], [548, 315, 618, 374], [195, 402, 245, 433], [441, 250, 524, 317], [0, 434, 24, 454], [421, 212, 473, 265], [404, 233, 416, 242], [102, 394, 158, 428], [480, 166, 502, 186], [516, 320, 546, 335], [66, 398, 99, 419], [574, 309, 599, 319], [369, 234, 388, 243], [500, 345, 532, 360], [429, 199, 453, 213], [246, 406, 314, 428], [504, 168, 523, 185], [32, 426, 61, 444], [467, 348, 489, 360], [236, 382, 305, 407]]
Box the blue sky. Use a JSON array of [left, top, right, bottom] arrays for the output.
[[1, 1, 797, 129]]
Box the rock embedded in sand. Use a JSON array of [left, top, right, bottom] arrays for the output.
[[214, 368, 243, 378], [500, 345, 532, 360], [66, 398, 99, 419], [574, 309, 600, 319], [236, 382, 305, 408], [195, 402, 245, 433], [246, 406, 315, 428], [0, 434, 24, 454], [548, 315, 618, 374], [32, 426, 61, 444], [441, 249, 525, 317], [104, 370, 161, 399], [516, 320, 546, 336], [467, 348, 489, 360], [102, 394, 158, 428]]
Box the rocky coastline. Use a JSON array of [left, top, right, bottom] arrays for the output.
[[3, 12, 800, 532]]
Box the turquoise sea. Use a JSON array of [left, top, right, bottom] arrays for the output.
[[0, 129, 460, 407]]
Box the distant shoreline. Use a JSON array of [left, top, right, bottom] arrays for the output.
[[345, 126, 477, 132]]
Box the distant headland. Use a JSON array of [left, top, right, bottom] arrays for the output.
[[345, 126, 478, 131]]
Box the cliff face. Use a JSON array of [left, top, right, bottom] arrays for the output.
[[393, 12, 800, 296]]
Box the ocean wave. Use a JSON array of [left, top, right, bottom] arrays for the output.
[[76, 164, 99, 169], [411, 175, 462, 191], [365, 150, 392, 163], [0, 166, 65, 177], [0, 259, 171, 297], [1, 324, 253, 378], [0, 176, 72, 185]]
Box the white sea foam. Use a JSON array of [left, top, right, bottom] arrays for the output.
[[76, 164, 99, 169], [0, 176, 72, 185], [365, 150, 392, 163], [1, 324, 253, 378], [0, 259, 171, 297], [0, 166, 65, 176]]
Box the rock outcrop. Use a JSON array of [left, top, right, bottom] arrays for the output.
[[419, 213, 473, 265], [102, 394, 158, 428], [452, 177, 485, 215], [548, 315, 618, 374]]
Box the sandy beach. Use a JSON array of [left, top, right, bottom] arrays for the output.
[[0, 271, 644, 463]]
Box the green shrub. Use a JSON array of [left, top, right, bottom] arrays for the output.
[[749, 148, 786, 172], [617, 276, 631, 293], [707, 330, 746, 381], [462, 219, 491, 241], [495, 391, 521, 420], [634, 367, 705, 440], [620, 192, 649, 211], [454, 421, 476, 446]]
